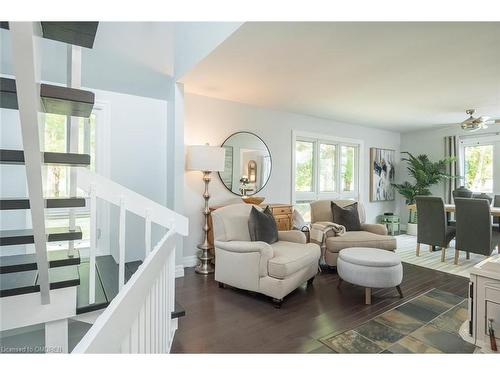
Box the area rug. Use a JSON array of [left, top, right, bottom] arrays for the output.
[[319, 288, 477, 353], [394, 234, 499, 278]]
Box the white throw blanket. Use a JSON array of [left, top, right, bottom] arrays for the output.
[[310, 221, 346, 268]]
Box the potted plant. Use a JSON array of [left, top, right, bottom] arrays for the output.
[[392, 152, 456, 236]]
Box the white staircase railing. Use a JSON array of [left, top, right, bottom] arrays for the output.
[[73, 230, 179, 353], [72, 168, 188, 353]]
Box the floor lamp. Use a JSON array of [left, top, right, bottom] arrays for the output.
[[186, 144, 226, 274]]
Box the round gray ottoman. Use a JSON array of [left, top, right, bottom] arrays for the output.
[[337, 247, 403, 304]]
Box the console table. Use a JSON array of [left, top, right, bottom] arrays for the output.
[[207, 203, 293, 246]]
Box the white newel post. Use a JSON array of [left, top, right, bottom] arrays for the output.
[[45, 318, 69, 353], [119, 197, 126, 290], [145, 209, 151, 258], [89, 183, 97, 303]]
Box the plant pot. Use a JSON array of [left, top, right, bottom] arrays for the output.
[[407, 223, 418, 236]]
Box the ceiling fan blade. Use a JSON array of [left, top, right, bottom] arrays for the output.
[[477, 116, 491, 123]]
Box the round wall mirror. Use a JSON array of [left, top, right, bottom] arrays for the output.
[[218, 131, 272, 196]]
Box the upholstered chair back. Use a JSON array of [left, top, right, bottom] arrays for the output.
[[455, 198, 494, 255], [211, 203, 261, 242], [415, 196, 447, 247], [310, 200, 366, 224]]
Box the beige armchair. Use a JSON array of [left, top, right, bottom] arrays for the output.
[[310, 200, 396, 266], [212, 204, 320, 308]]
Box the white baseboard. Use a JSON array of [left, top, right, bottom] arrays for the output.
[[175, 255, 198, 278], [175, 265, 184, 278]]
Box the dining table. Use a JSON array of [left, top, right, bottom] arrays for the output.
[[407, 203, 500, 217], [444, 204, 500, 217]]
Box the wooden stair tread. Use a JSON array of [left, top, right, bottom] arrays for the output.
[[0, 197, 86, 210], [41, 22, 98, 49], [0, 149, 90, 166], [0, 226, 83, 246], [0, 249, 81, 274], [0, 22, 98, 49], [1, 77, 94, 118], [0, 265, 79, 298]]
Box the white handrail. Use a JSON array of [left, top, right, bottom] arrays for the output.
[[76, 167, 188, 235], [72, 230, 178, 353]]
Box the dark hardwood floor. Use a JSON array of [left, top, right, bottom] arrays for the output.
[[171, 263, 468, 353]]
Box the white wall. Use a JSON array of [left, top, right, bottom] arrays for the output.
[[183, 93, 401, 263], [398, 125, 500, 226], [92, 89, 168, 263]]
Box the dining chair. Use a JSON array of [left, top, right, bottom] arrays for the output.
[[472, 192, 493, 204], [454, 198, 500, 265], [494, 195, 500, 232], [452, 186, 473, 199], [415, 196, 456, 262]]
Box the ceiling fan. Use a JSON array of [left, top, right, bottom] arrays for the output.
[[460, 109, 500, 132]]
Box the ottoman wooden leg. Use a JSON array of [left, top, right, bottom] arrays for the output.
[[396, 285, 403, 298], [337, 278, 343, 289], [365, 288, 372, 305]]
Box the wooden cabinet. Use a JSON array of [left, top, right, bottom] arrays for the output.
[[208, 203, 293, 246], [461, 256, 500, 353]]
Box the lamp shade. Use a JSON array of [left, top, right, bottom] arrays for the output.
[[186, 145, 226, 172]]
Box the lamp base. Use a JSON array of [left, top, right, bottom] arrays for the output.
[[195, 244, 215, 275]]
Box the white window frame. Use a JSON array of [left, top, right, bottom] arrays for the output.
[[291, 130, 364, 204], [459, 133, 500, 195]]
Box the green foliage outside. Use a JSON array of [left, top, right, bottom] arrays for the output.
[[464, 145, 493, 192], [296, 141, 313, 191], [342, 146, 354, 191]]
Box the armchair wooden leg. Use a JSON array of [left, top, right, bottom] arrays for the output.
[[416, 243, 420, 257], [218, 282, 225, 288], [466, 252, 470, 260], [365, 288, 372, 305], [440, 247, 446, 262], [396, 285, 403, 298], [337, 278, 343, 289], [307, 276, 315, 287], [454, 249, 460, 265], [272, 298, 283, 309]]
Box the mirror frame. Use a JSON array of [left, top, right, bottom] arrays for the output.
[[218, 131, 272, 196]]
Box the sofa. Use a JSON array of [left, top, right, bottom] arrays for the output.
[[212, 203, 321, 308], [310, 200, 397, 266]]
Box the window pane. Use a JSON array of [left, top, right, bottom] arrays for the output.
[[295, 141, 314, 192], [319, 143, 336, 192], [294, 201, 312, 223], [464, 145, 493, 193], [341, 145, 356, 192], [78, 114, 97, 171], [44, 114, 67, 197]]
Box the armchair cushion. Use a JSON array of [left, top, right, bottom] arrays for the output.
[[268, 241, 321, 279], [326, 231, 396, 253], [248, 206, 278, 244]]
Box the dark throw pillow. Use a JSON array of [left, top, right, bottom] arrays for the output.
[[331, 202, 361, 231], [248, 205, 278, 244]]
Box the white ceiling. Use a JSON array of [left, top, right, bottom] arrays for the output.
[[180, 22, 500, 133]]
